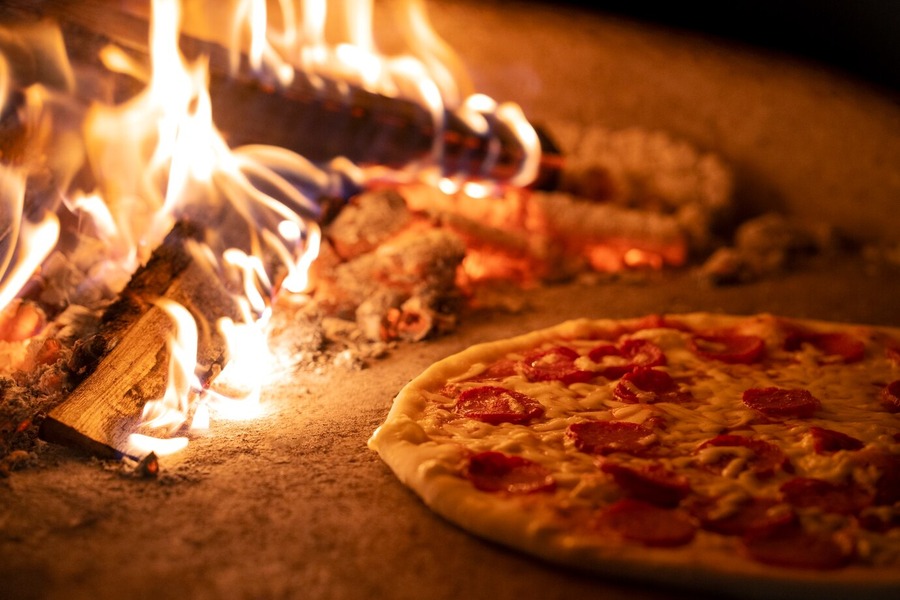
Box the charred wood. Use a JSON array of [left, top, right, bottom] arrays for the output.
[[39, 222, 242, 459]]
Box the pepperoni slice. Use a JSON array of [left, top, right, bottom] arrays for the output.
[[520, 346, 595, 385], [588, 339, 666, 379], [454, 386, 544, 425], [599, 461, 691, 507], [741, 523, 855, 570], [586, 343, 630, 378], [784, 330, 865, 364], [886, 342, 900, 366], [808, 426, 864, 453], [880, 380, 900, 413], [695, 434, 790, 478], [586, 343, 619, 362], [613, 367, 689, 404], [567, 420, 658, 456], [693, 496, 795, 537], [780, 477, 873, 515], [689, 332, 765, 364], [595, 499, 696, 547], [620, 338, 667, 368], [469, 359, 519, 382], [464, 451, 556, 494], [742, 387, 821, 419]]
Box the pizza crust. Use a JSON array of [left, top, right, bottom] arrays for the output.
[[369, 314, 900, 599]]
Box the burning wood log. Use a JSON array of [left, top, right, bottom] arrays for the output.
[[0, 0, 560, 186], [38, 222, 242, 459]]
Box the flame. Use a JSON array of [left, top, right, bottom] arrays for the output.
[[138, 299, 200, 434], [181, 0, 537, 187], [1, 0, 543, 460], [0, 166, 60, 311], [0, 50, 8, 111], [126, 433, 190, 457], [204, 309, 270, 420], [0, 20, 77, 315], [82, 0, 324, 456]]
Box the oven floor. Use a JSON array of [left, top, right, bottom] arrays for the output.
[[1, 2, 897, 597], [2, 257, 897, 600]]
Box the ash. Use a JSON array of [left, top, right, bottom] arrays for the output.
[[0, 304, 102, 474]]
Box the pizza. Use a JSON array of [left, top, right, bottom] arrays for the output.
[[368, 313, 900, 598]]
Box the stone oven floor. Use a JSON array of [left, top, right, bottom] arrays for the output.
[[2, 257, 898, 600], [1, 2, 898, 595]]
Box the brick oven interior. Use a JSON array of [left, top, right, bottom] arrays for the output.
[[0, 1, 898, 599]]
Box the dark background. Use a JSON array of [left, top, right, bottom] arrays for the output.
[[549, 0, 900, 91]]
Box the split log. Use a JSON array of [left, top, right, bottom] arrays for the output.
[[39, 222, 242, 459]]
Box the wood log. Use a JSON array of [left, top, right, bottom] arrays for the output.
[[0, 0, 560, 186], [38, 222, 242, 459]]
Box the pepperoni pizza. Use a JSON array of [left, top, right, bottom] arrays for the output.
[[368, 313, 900, 598]]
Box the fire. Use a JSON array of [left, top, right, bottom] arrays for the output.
[[0, 20, 73, 315], [0, 166, 60, 310], [89, 0, 326, 456], [140, 299, 200, 433], [0, 0, 542, 460], [84, 0, 323, 266], [181, 0, 539, 189]]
